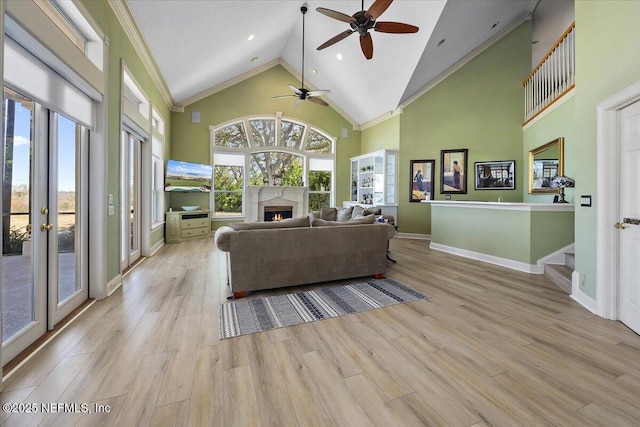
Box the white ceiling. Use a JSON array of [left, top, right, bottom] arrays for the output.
[[126, 0, 537, 126]]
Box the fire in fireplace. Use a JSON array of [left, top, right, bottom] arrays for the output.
[[264, 206, 293, 222]]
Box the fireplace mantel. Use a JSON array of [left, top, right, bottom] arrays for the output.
[[245, 186, 308, 222]]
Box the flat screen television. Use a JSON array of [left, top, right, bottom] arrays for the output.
[[165, 160, 212, 192]]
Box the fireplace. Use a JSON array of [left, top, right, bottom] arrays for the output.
[[264, 206, 293, 222], [245, 186, 308, 222]]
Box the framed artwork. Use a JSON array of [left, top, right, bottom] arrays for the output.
[[440, 149, 468, 194], [474, 160, 516, 190], [410, 159, 435, 202]]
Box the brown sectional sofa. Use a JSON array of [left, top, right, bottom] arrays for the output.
[[214, 215, 395, 298]]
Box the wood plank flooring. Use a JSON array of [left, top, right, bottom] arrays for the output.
[[1, 237, 640, 426]]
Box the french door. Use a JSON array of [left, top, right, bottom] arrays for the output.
[[121, 131, 142, 270], [2, 86, 88, 364]]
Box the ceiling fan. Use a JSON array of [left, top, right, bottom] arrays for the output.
[[272, 5, 330, 108], [316, 0, 419, 60]]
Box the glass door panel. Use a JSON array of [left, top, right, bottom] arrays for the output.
[[56, 114, 78, 303], [2, 89, 36, 341]]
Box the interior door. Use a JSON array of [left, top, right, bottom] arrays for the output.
[[618, 99, 640, 334]]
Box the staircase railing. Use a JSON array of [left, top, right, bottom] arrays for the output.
[[523, 23, 575, 125]]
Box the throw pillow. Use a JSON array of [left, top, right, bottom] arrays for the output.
[[351, 205, 366, 219], [336, 206, 353, 221], [319, 207, 337, 221], [363, 207, 381, 216]]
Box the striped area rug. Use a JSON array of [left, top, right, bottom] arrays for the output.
[[219, 278, 428, 339]]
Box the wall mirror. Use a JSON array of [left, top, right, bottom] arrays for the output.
[[528, 137, 564, 193]]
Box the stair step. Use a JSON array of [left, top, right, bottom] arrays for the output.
[[544, 264, 572, 294], [564, 252, 575, 270]]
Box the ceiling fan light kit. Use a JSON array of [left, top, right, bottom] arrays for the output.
[[316, 0, 419, 60], [271, 5, 330, 108]]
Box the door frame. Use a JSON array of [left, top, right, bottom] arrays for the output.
[[596, 80, 640, 319]]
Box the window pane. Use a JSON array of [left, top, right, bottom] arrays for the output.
[[309, 171, 331, 191], [306, 130, 332, 153], [214, 166, 243, 216], [250, 152, 303, 186], [214, 166, 243, 190], [281, 120, 305, 149], [215, 122, 249, 147], [309, 193, 330, 211], [249, 119, 276, 147]]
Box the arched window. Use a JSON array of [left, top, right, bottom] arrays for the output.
[[210, 116, 335, 218]]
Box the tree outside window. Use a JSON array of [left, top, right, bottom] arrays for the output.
[[309, 170, 331, 211], [214, 165, 243, 215]]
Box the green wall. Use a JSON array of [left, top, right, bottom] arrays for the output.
[[170, 65, 361, 211], [431, 206, 574, 264], [397, 21, 531, 235], [361, 115, 400, 153], [571, 0, 640, 298], [81, 1, 172, 281], [523, 97, 575, 203]]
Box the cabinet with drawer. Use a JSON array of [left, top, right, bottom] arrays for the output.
[[165, 210, 211, 243]]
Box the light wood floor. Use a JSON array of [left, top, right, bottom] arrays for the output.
[[2, 237, 640, 426]]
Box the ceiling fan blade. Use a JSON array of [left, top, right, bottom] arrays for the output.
[[360, 33, 374, 60], [317, 30, 354, 50], [288, 84, 303, 95], [374, 21, 419, 34], [307, 90, 331, 97], [271, 94, 297, 99], [316, 7, 356, 23], [308, 96, 329, 107], [294, 98, 304, 109], [365, 0, 393, 20]]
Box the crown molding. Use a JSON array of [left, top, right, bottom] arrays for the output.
[[107, 0, 174, 108], [400, 14, 532, 110], [359, 107, 404, 131]]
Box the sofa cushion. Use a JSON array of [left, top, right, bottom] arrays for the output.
[[319, 207, 337, 221], [312, 214, 375, 227], [336, 206, 353, 221], [230, 216, 310, 231]]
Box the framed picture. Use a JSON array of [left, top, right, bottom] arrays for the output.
[[474, 160, 516, 190], [410, 159, 435, 202], [440, 149, 468, 194]]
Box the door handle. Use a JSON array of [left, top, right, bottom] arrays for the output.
[[614, 222, 627, 230], [623, 218, 640, 225], [40, 223, 53, 231]]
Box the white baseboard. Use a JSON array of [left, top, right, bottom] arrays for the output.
[[106, 274, 122, 297], [571, 270, 598, 314], [430, 243, 540, 273], [149, 239, 164, 256], [397, 233, 431, 240]]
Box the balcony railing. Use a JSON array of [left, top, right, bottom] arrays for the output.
[[523, 23, 575, 124]]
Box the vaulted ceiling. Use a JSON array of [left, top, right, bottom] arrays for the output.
[[126, 0, 537, 126]]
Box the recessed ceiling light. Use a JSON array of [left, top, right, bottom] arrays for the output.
[[248, 34, 255, 41], [251, 56, 259, 62], [491, 22, 499, 29], [336, 53, 343, 61], [437, 39, 446, 47], [312, 68, 318, 73]]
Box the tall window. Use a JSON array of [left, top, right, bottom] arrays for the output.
[[211, 116, 335, 217]]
